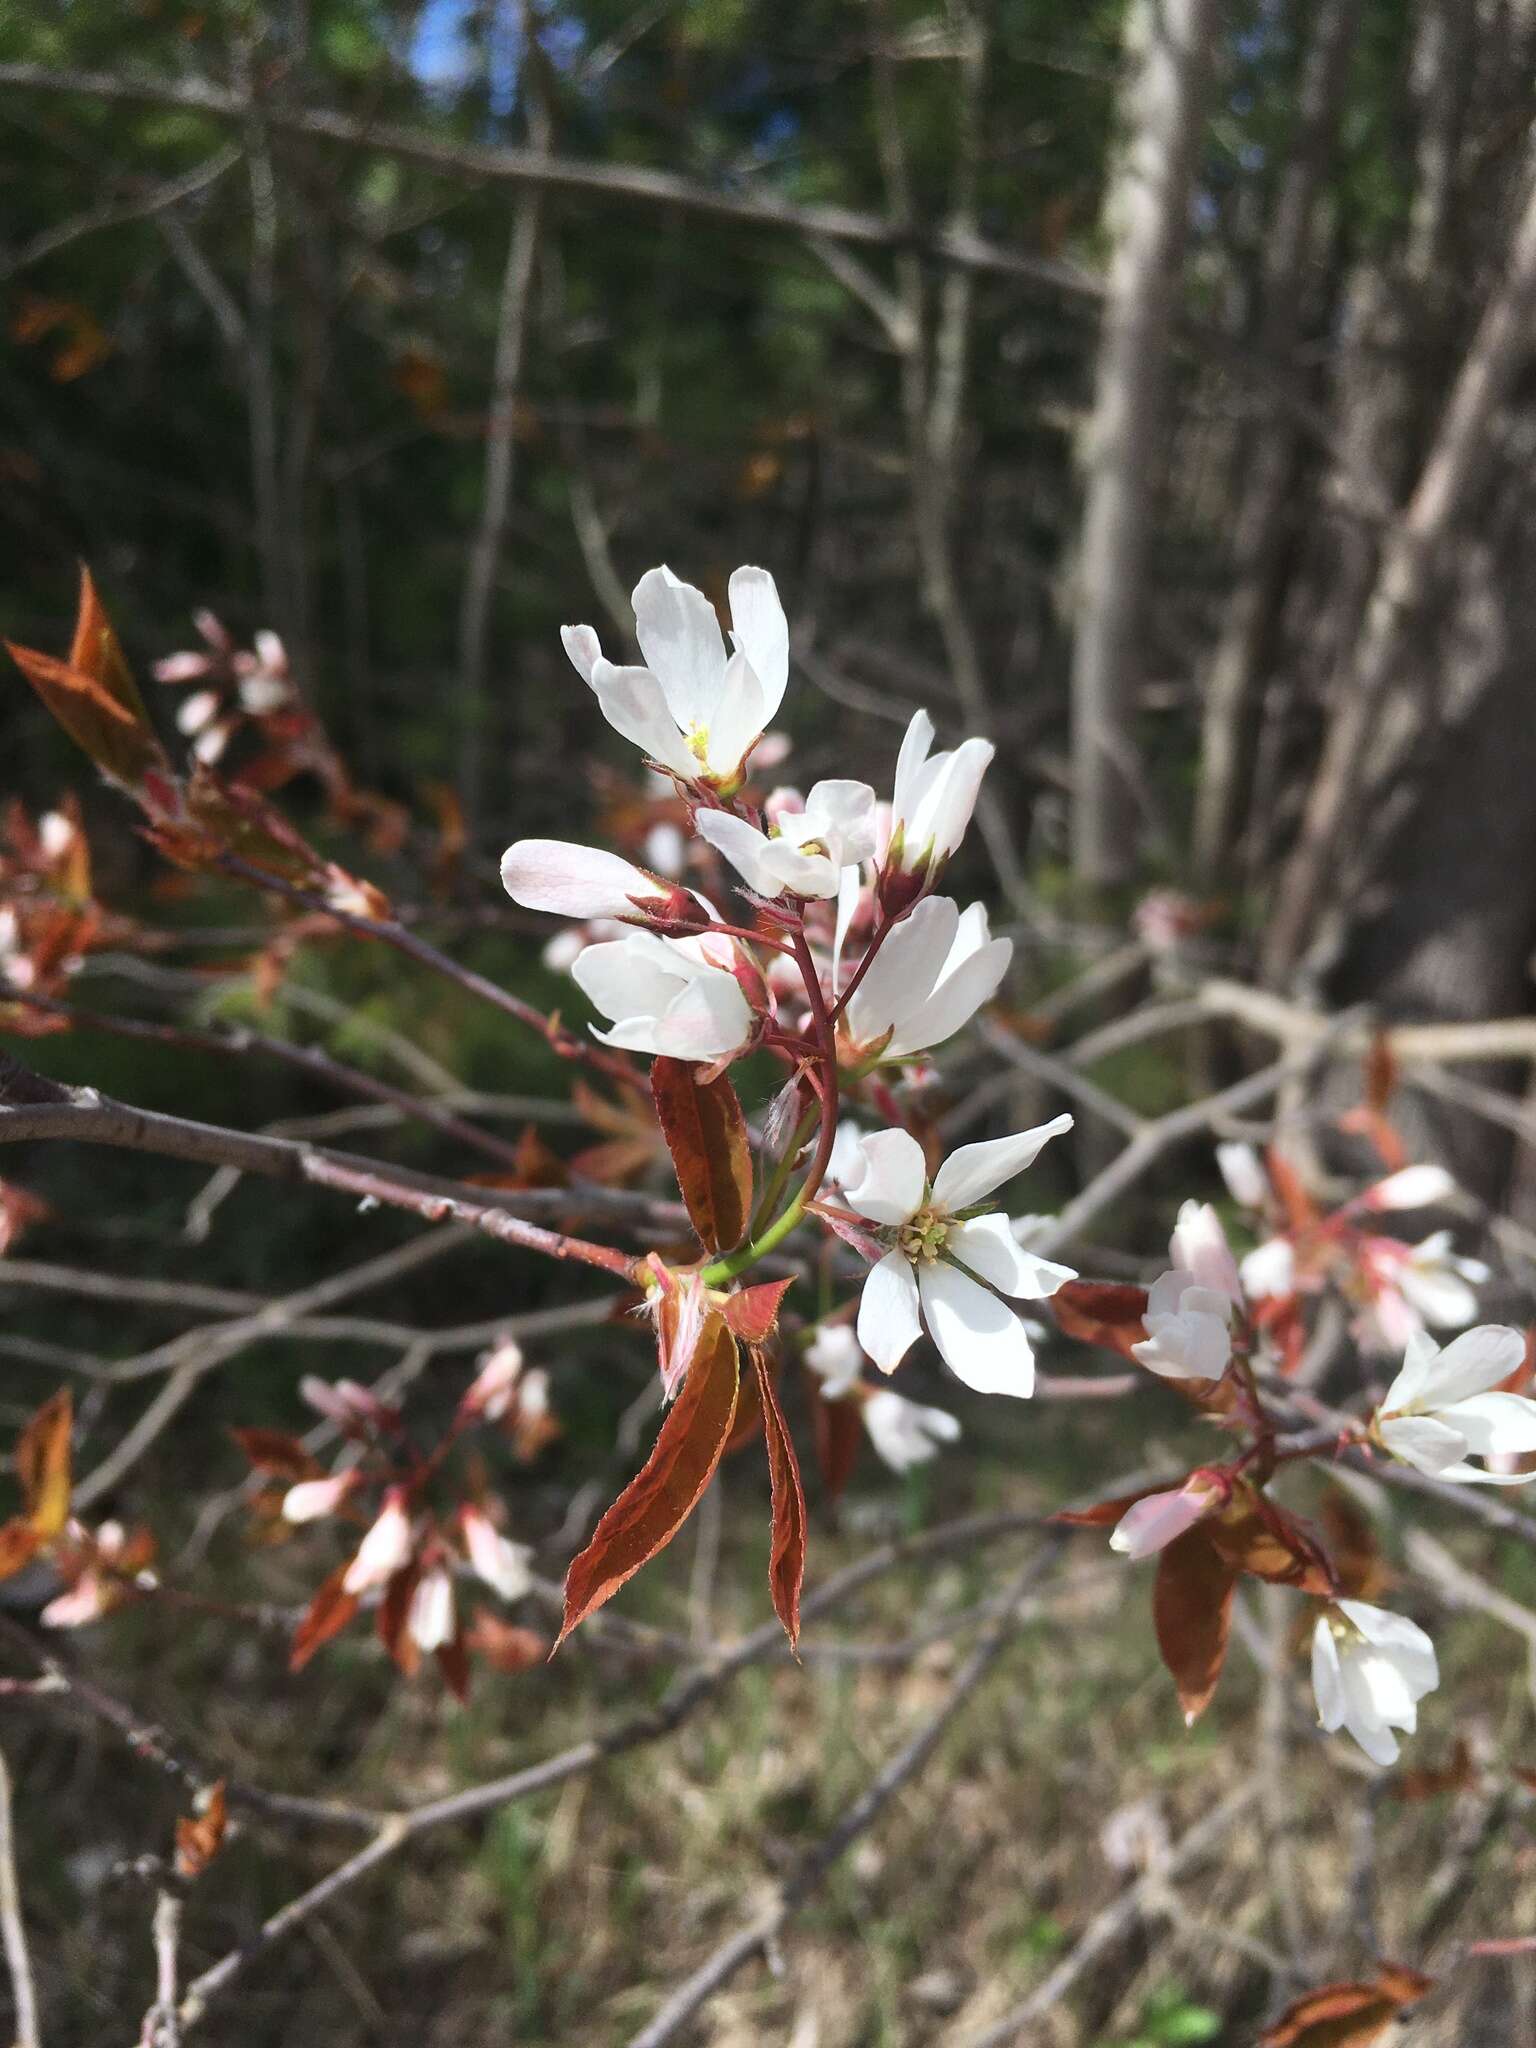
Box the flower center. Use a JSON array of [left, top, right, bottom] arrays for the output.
[[896, 1204, 950, 1264]]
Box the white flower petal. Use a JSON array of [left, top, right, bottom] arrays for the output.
[[931, 1116, 1074, 1212], [727, 566, 789, 720], [632, 566, 726, 730], [1311, 1618, 1346, 1731], [1239, 1237, 1295, 1300], [589, 659, 697, 778], [885, 931, 1013, 1060], [1368, 1165, 1456, 1209], [857, 1251, 923, 1374], [695, 809, 777, 893], [560, 623, 602, 683], [1416, 1323, 1525, 1404], [1438, 1391, 1536, 1458], [703, 651, 769, 781], [1380, 1326, 1445, 1413], [500, 839, 663, 919], [845, 896, 959, 1049], [918, 1261, 1036, 1398], [1377, 1413, 1470, 1475], [842, 1128, 928, 1224], [946, 1213, 1075, 1299]]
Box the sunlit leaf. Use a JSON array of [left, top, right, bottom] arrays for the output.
[[1153, 1528, 1236, 1725], [650, 1056, 752, 1253], [289, 1562, 361, 1671], [753, 1349, 806, 1647], [558, 1316, 740, 1645], [1260, 1963, 1433, 2046], [16, 1389, 72, 1539]]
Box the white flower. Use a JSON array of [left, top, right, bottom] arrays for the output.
[[1240, 1236, 1296, 1301], [1168, 1201, 1243, 1304], [461, 1337, 525, 1422], [1131, 1271, 1233, 1381], [461, 1506, 535, 1601], [1109, 1474, 1224, 1560], [1216, 1141, 1268, 1209], [804, 1323, 864, 1400], [1311, 1600, 1438, 1766], [572, 930, 755, 1060], [842, 897, 1012, 1062], [500, 839, 674, 920], [863, 1389, 961, 1472], [281, 1473, 356, 1524], [825, 1119, 869, 1189], [886, 710, 993, 877], [696, 779, 877, 899], [562, 565, 788, 789], [1375, 1325, 1536, 1484], [343, 1492, 414, 1593], [844, 1119, 1076, 1398], [1362, 1164, 1457, 1211], [1386, 1232, 1489, 1329], [407, 1565, 456, 1654]]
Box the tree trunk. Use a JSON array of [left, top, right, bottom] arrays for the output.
[[1069, 0, 1220, 888]]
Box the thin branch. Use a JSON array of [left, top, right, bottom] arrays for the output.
[[0, 61, 1101, 295], [0, 1746, 40, 2048]]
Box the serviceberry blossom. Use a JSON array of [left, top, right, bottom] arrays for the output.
[[1357, 1231, 1489, 1350], [804, 1322, 864, 1399], [281, 1472, 358, 1524], [696, 779, 877, 899], [408, 1565, 456, 1654], [804, 1324, 961, 1472], [839, 896, 1012, 1065], [460, 1506, 535, 1601], [842, 1119, 1075, 1397], [1373, 1325, 1536, 1484], [1311, 1600, 1439, 1766], [460, 1337, 525, 1423], [1132, 1203, 1243, 1382], [1109, 1473, 1226, 1560], [561, 565, 787, 792], [1216, 1141, 1268, 1210], [500, 840, 682, 920], [342, 1490, 414, 1594], [885, 709, 993, 882], [863, 1389, 961, 1472], [572, 930, 756, 1060]]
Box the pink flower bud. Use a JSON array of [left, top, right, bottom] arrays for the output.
[[281, 1472, 357, 1524], [1109, 1474, 1225, 1561], [407, 1565, 456, 1653], [461, 1339, 525, 1422], [461, 1506, 534, 1602], [342, 1491, 414, 1594]]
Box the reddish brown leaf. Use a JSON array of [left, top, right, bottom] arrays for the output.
[[1363, 1030, 1398, 1117], [1051, 1280, 1148, 1360], [229, 1427, 322, 1483], [724, 1363, 765, 1455], [0, 1519, 40, 1582], [1207, 1486, 1337, 1596], [558, 1317, 740, 1646], [1389, 1738, 1474, 1803], [174, 1780, 228, 1881], [1153, 1528, 1237, 1725], [436, 1634, 471, 1702], [1261, 1964, 1433, 2047], [289, 1562, 361, 1671], [1316, 1482, 1392, 1601], [464, 1611, 547, 1673], [650, 1056, 752, 1253], [16, 1389, 72, 1538], [724, 1276, 794, 1345], [376, 1562, 421, 1676], [7, 572, 169, 794], [808, 1382, 863, 1504], [753, 1349, 806, 1648]]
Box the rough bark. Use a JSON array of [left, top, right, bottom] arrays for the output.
[[1070, 0, 1221, 888], [1192, 0, 1362, 885]]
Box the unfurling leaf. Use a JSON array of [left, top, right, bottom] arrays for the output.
[[724, 1276, 794, 1345], [1260, 1963, 1434, 2046], [753, 1350, 806, 1647], [229, 1427, 323, 1483], [558, 1317, 740, 1645], [16, 1389, 72, 1538], [1051, 1280, 1149, 1359], [289, 1562, 362, 1671], [1207, 1484, 1336, 1596], [174, 1780, 228, 1881], [1153, 1528, 1236, 1725], [650, 1056, 752, 1253], [7, 570, 172, 795], [464, 1611, 547, 1672]]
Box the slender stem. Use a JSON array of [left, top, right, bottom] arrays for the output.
[[0, 1745, 40, 2048]]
